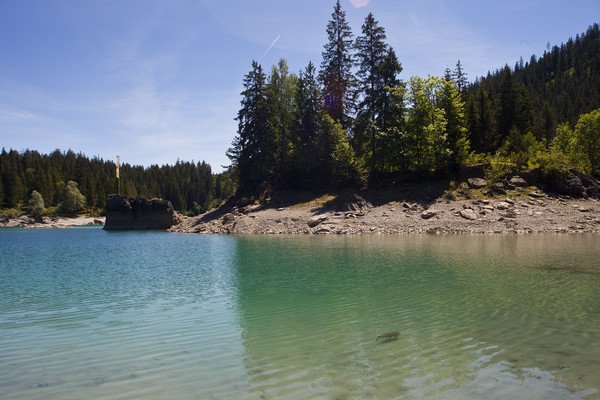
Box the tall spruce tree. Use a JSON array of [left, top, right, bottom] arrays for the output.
[[354, 13, 396, 176], [319, 0, 355, 127], [452, 60, 468, 95], [266, 59, 296, 186], [227, 61, 274, 193], [441, 71, 470, 167], [291, 62, 323, 187]]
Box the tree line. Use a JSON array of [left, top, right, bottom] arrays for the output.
[[0, 148, 235, 214], [464, 23, 600, 155], [227, 2, 600, 194]]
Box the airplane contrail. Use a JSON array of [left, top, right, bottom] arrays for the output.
[[259, 34, 281, 62]]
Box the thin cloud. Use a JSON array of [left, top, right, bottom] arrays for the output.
[[350, 0, 370, 8]]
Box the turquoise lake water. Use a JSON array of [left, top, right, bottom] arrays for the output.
[[1, 228, 599, 399]]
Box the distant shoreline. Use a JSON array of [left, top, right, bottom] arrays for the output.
[[0, 216, 105, 229]]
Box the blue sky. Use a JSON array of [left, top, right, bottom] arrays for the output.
[[1, 0, 598, 171]]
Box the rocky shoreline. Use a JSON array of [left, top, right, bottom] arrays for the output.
[[0, 215, 105, 229], [170, 190, 600, 235]]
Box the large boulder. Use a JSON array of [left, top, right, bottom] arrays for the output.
[[104, 195, 180, 230], [549, 169, 600, 198]]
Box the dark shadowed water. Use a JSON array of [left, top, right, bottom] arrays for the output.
[[1, 227, 599, 399]]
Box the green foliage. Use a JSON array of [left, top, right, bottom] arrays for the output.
[[498, 128, 544, 168], [484, 159, 515, 183], [551, 123, 575, 154], [534, 148, 571, 180], [573, 108, 600, 176], [27, 190, 45, 217], [440, 76, 470, 167], [58, 181, 86, 214]]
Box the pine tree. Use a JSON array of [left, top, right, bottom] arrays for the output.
[[319, 0, 355, 127], [354, 13, 396, 176], [378, 48, 404, 173], [266, 59, 297, 186], [453, 60, 468, 95], [440, 76, 470, 167], [290, 62, 324, 188], [227, 61, 274, 193]]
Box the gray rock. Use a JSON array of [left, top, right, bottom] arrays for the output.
[[467, 177, 488, 188], [496, 202, 511, 210], [421, 210, 437, 219], [231, 218, 249, 234], [307, 215, 328, 227], [314, 227, 332, 234], [459, 209, 478, 220], [222, 213, 235, 224], [509, 176, 528, 187]]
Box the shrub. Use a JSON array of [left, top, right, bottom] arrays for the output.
[[28, 190, 45, 217]]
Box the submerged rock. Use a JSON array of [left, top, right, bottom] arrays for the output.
[[104, 195, 180, 230]]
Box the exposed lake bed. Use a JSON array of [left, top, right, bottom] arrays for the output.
[[1, 229, 598, 399], [173, 191, 600, 235]]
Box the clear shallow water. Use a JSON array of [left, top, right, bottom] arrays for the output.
[[1, 228, 599, 399]]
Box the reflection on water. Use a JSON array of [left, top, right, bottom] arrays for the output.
[[0, 229, 599, 399]]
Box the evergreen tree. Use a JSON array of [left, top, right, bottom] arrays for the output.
[[354, 13, 398, 177], [266, 59, 297, 186], [321, 113, 357, 187], [290, 62, 324, 188], [378, 49, 404, 173], [319, 0, 355, 127], [453, 60, 468, 95], [227, 61, 274, 193], [497, 66, 517, 143], [440, 75, 470, 167]]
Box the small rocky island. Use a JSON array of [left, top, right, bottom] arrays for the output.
[[104, 195, 180, 230]]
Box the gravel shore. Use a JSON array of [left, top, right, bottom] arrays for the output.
[[0, 215, 105, 229], [170, 190, 600, 235]]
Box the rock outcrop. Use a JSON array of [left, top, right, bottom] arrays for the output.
[[550, 169, 600, 199], [104, 195, 180, 230]]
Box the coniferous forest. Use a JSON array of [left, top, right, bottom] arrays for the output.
[[1, 0, 599, 215]]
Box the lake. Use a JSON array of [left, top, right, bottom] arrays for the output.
[[1, 228, 599, 399]]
